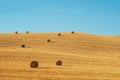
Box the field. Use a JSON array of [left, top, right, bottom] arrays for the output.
[[0, 32, 120, 80]]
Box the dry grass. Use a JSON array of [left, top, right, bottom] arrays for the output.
[[0, 32, 120, 80]]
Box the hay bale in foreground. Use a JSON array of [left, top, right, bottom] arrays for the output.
[[56, 60, 62, 66], [30, 61, 39, 68], [21, 44, 26, 48]]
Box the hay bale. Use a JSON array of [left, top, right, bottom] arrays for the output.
[[14, 31, 18, 34], [25, 31, 29, 34], [58, 33, 61, 36], [21, 44, 25, 48], [47, 39, 51, 42], [71, 31, 75, 34], [30, 61, 39, 68], [56, 60, 62, 66]]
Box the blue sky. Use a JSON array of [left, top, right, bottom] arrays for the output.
[[0, 0, 120, 35]]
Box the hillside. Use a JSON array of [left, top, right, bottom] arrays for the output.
[[0, 32, 120, 80]]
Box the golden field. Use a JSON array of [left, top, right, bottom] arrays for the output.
[[0, 32, 120, 80]]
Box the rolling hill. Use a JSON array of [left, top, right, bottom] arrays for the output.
[[0, 32, 120, 80]]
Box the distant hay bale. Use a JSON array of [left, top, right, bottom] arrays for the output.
[[58, 33, 61, 36], [25, 31, 29, 34], [47, 39, 51, 42], [56, 60, 62, 66], [14, 31, 18, 34], [21, 44, 26, 48], [71, 31, 75, 34], [30, 61, 39, 68]]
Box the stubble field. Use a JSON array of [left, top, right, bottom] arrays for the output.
[[0, 32, 120, 80]]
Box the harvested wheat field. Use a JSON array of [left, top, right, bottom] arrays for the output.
[[0, 32, 120, 80]]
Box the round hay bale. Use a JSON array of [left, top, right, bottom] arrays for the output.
[[58, 33, 61, 36], [14, 31, 18, 34], [47, 39, 51, 42], [30, 61, 39, 68], [25, 31, 29, 34], [21, 44, 26, 48], [56, 60, 62, 66], [71, 31, 75, 34]]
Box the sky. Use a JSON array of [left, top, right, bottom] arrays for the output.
[[0, 0, 120, 35]]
